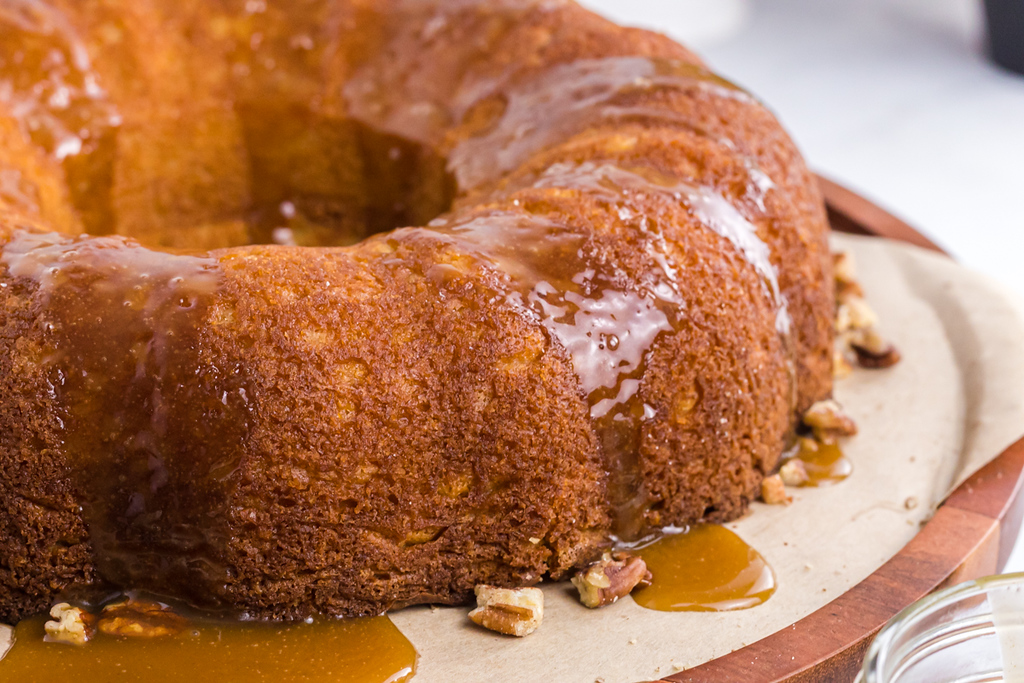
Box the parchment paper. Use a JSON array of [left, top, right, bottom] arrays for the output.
[[3, 234, 1024, 681]]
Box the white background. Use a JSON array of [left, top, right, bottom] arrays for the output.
[[581, 0, 1024, 569]]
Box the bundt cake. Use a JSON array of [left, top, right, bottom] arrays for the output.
[[0, 0, 834, 622]]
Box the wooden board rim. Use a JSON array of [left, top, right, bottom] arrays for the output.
[[654, 174, 1024, 683]]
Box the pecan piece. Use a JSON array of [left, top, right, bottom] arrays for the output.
[[44, 603, 95, 645], [779, 458, 810, 487], [833, 347, 854, 379], [835, 279, 865, 303], [833, 251, 857, 286], [760, 474, 792, 505], [571, 551, 652, 608], [468, 586, 543, 637], [802, 399, 858, 443], [852, 342, 901, 369], [831, 249, 901, 374], [97, 598, 187, 638], [849, 328, 901, 369], [835, 297, 879, 333]]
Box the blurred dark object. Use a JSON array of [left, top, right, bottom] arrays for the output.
[[984, 0, 1024, 75]]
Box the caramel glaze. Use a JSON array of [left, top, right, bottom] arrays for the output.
[[631, 525, 775, 612], [1, 604, 415, 682], [0, 232, 241, 594], [444, 58, 752, 190], [0, 0, 836, 622], [426, 156, 794, 536]]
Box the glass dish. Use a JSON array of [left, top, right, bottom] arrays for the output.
[[860, 572, 1024, 683]]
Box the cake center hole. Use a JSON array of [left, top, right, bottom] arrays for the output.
[[0, 8, 457, 251], [236, 106, 457, 248]]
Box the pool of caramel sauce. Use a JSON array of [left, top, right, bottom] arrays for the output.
[[0, 611, 415, 683], [630, 524, 776, 612], [788, 439, 853, 486], [1, 522, 777, 681]]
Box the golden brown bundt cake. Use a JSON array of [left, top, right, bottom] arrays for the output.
[[0, 0, 833, 622]]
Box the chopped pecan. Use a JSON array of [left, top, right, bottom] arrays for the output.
[[835, 279, 865, 303], [833, 251, 857, 285], [836, 297, 879, 333], [571, 551, 652, 608], [833, 251, 865, 305], [833, 347, 854, 379], [779, 458, 810, 487], [760, 474, 792, 505], [802, 399, 858, 443], [849, 328, 901, 368], [798, 434, 820, 451], [831, 250, 901, 372], [847, 327, 884, 354], [468, 586, 543, 637], [97, 598, 187, 638], [44, 603, 95, 645], [852, 342, 901, 369]]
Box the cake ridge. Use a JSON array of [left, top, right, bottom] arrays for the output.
[[444, 56, 753, 190]]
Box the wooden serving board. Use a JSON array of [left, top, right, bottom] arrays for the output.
[[653, 176, 1024, 683]]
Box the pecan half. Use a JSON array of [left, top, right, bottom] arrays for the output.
[[571, 552, 652, 608], [468, 586, 543, 637]]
